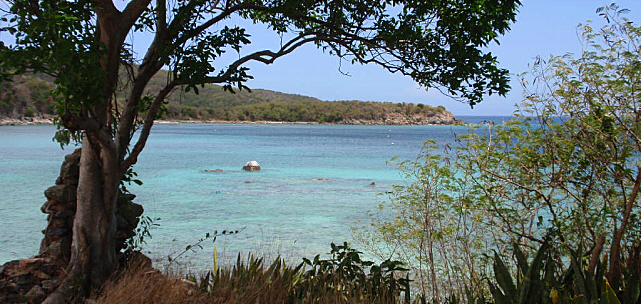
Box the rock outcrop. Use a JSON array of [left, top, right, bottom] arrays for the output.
[[337, 109, 459, 125], [242, 161, 261, 171], [0, 148, 145, 303]]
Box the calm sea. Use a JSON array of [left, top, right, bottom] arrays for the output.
[[0, 116, 507, 270]]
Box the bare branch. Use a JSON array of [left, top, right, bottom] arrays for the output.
[[121, 80, 177, 171], [177, 35, 319, 86], [94, 0, 120, 20], [155, 0, 167, 34], [588, 234, 605, 276], [608, 167, 641, 281]]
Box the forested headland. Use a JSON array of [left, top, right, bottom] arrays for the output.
[[0, 71, 456, 125]]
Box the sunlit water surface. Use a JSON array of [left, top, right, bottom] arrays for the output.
[[0, 116, 506, 270]]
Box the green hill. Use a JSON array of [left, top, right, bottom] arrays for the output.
[[1, 71, 457, 125], [116, 68, 323, 109], [0, 74, 56, 118]]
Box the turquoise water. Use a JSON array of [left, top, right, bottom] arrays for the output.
[[0, 119, 498, 269]]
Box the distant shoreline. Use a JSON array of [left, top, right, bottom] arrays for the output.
[[154, 118, 464, 126], [1, 116, 468, 126], [0, 117, 55, 126]]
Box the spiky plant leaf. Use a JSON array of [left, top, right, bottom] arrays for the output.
[[494, 251, 518, 300], [519, 241, 549, 304]]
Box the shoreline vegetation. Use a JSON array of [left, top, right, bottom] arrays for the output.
[[1, 73, 462, 127], [0, 115, 464, 126]]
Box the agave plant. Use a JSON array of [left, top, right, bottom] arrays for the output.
[[488, 240, 640, 304]]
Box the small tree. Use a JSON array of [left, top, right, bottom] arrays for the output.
[[356, 4, 641, 300], [0, 0, 520, 301]]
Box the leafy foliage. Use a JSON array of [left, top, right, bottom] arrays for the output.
[[487, 240, 640, 304], [298, 242, 412, 303], [355, 5, 641, 302], [123, 215, 161, 253], [189, 242, 413, 303], [354, 139, 496, 300], [169, 99, 449, 123], [1, 0, 520, 147]]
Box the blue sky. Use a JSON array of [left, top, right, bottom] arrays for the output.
[[231, 1, 641, 116], [4, 1, 641, 116]]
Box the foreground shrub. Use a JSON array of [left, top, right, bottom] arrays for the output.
[[193, 242, 412, 304], [92, 243, 413, 304]]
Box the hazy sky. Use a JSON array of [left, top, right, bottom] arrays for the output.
[[3, 1, 641, 116]]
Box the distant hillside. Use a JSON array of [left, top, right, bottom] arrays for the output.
[[0, 71, 457, 125], [0, 74, 56, 118], [117, 68, 323, 109]]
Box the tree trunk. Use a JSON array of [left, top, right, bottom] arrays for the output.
[[43, 135, 121, 303], [71, 135, 120, 290]]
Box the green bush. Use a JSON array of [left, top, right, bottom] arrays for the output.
[[23, 108, 36, 117]]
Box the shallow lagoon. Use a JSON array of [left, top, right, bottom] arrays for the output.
[[0, 118, 504, 269]]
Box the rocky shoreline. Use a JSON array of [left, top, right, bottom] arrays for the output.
[[2, 112, 462, 126], [0, 116, 54, 126]]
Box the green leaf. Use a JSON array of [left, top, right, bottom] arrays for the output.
[[570, 249, 590, 300], [519, 241, 549, 304], [514, 243, 529, 279], [604, 282, 621, 304], [493, 251, 518, 300], [489, 282, 512, 304]]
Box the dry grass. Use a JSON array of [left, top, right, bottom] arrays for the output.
[[91, 264, 204, 304]]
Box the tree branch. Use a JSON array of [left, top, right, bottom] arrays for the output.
[[168, 2, 250, 44], [588, 234, 605, 276], [177, 35, 319, 86], [61, 111, 113, 150], [608, 166, 641, 281], [116, 0, 168, 162], [121, 80, 177, 171], [120, 0, 153, 30], [120, 34, 319, 171], [94, 0, 120, 21]]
